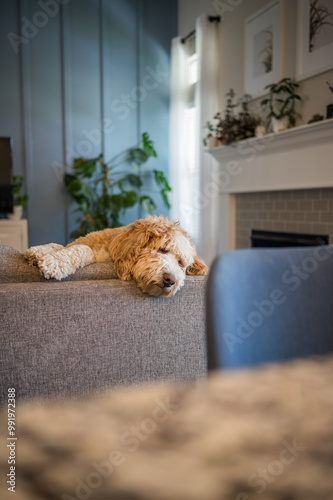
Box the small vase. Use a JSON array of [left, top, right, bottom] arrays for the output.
[[209, 136, 219, 149], [255, 125, 266, 138], [208, 136, 224, 148], [8, 205, 23, 220], [271, 117, 289, 133]]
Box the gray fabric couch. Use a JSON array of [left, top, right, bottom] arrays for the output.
[[0, 245, 207, 403]]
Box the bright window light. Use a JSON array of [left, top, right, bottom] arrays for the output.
[[186, 107, 198, 173], [188, 54, 198, 85]]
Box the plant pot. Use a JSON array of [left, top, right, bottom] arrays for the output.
[[255, 125, 267, 138], [209, 136, 219, 148], [209, 136, 224, 148], [8, 205, 23, 220], [271, 117, 289, 133]]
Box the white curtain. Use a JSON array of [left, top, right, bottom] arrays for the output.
[[195, 14, 220, 266], [169, 14, 219, 266], [169, 37, 195, 237]]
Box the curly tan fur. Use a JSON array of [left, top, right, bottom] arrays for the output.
[[24, 216, 208, 298]]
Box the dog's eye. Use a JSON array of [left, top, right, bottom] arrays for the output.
[[178, 259, 185, 268], [158, 248, 168, 254]]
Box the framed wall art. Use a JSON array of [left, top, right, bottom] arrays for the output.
[[244, 1, 283, 97], [297, 0, 333, 80]]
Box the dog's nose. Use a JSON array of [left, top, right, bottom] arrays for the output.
[[163, 273, 176, 288]]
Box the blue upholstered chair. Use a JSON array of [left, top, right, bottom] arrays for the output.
[[206, 246, 333, 370]]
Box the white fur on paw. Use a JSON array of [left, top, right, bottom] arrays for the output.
[[24, 244, 64, 267], [24, 247, 47, 266], [38, 254, 72, 280]]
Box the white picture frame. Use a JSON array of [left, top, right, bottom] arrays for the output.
[[296, 0, 333, 81], [244, 1, 283, 97]]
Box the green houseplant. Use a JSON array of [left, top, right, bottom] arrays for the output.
[[203, 111, 224, 148], [260, 77, 302, 132], [204, 90, 260, 147], [64, 132, 171, 239], [237, 93, 262, 142], [307, 113, 324, 124], [9, 175, 29, 220]]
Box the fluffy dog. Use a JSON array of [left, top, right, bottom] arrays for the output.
[[24, 216, 208, 298]]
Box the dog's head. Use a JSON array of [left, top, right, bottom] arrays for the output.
[[110, 216, 208, 297]]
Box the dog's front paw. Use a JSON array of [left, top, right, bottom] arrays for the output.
[[24, 248, 38, 267], [186, 256, 209, 276], [24, 246, 45, 266], [24, 244, 64, 266], [37, 253, 71, 280]]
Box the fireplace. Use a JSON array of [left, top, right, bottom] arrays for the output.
[[235, 188, 333, 249], [251, 229, 329, 248], [207, 118, 333, 257]]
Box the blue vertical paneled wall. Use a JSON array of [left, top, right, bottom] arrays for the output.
[[0, 0, 177, 245]]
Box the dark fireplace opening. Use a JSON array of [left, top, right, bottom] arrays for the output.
[[251, 230, 329, 248]]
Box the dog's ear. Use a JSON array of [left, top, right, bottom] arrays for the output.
[[109, 221, 154, 280], [186, 256, 209, 276], [110, 224, 151, 259], [113, 259, 133, 281]]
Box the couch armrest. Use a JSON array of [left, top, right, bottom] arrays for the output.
[[0, 277, 207, 402]]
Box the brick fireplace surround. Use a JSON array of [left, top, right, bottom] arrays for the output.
[[236, 188, 333, 249], [208, 119, 333, 254]]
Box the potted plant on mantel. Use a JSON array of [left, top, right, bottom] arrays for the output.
[[203, 112, 224, 149], [203, 89, 260, 147], [260, 77, 302, 133], [8, 175, 29, 220]]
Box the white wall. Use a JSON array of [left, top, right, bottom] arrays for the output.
[[178, 0, 333, 124]]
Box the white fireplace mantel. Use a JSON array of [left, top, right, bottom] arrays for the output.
[[207, 118, 333, 253]]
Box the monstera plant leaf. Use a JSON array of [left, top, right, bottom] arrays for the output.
[[142, 131, 157, 158], [126, 174, 143, 187], [140, 195, 157, 215], [128, 148, 148, 165], [154, 170, 171, 209]]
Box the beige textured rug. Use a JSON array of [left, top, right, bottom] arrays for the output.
[[1, 355, 333, 500]]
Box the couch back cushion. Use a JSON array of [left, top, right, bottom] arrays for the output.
[[0, 245, 117, 283]]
